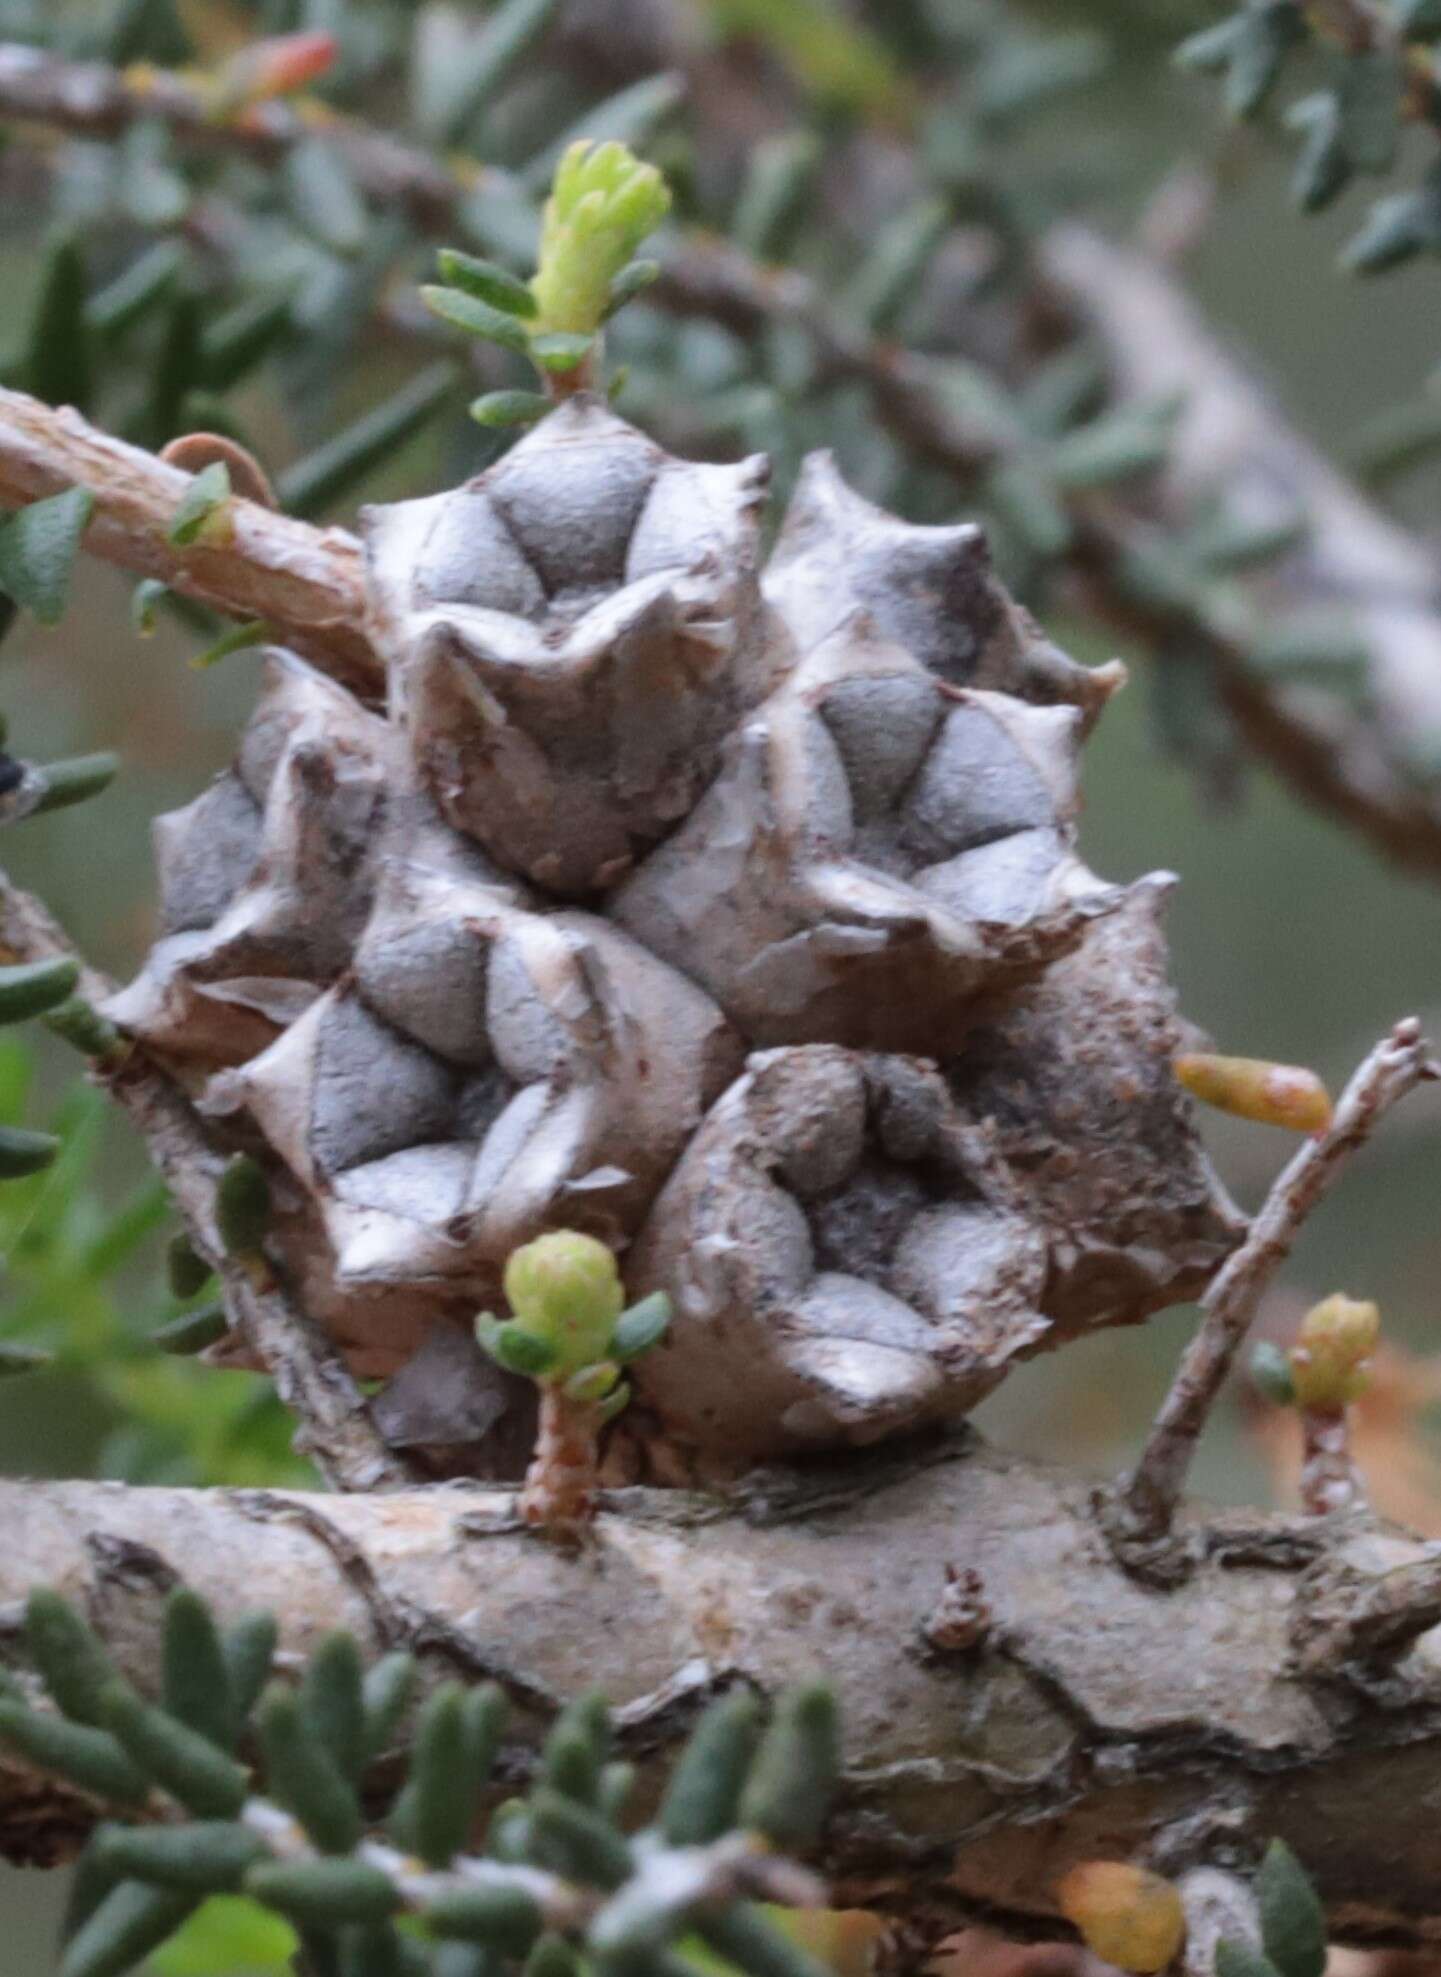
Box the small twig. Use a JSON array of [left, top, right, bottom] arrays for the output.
[[0, 867, 411, 1492], [0, 385, 377, 696], [1114, 1018, 1439, 1547]]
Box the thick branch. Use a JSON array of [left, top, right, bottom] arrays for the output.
[[1117, 1019, 1439, 1546], [7, 1439, 1441, 1944], [0, 870, 410, 1493], [0, 385, 377, 695]]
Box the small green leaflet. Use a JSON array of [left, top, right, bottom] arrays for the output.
[[168, 463, 232, 549], [190, 621, 272, 672], [470, 390, 549, 428], [148, 1894, 296, 1975], [1257, 1840, 1328, 1977], [420, 283, 533, 355], [0, 486, 94, 626], [131, 578, 169, 636]]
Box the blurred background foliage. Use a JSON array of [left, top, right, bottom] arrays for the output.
[[1, 0, 1441, 1963]]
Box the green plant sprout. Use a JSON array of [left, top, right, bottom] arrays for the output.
[[422, 139, 670, 423], [477, 1232, 671, 1539]]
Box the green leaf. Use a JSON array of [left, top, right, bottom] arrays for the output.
[[0, 1701, 148, 1806], [200, 292, 296, 394], [390, 1681, 504, 1867], [478, 1315, 560, 1376], [421, 284, 533, 354], [93, 1820, 267, 1894], [530, 332, 596, 373], [87, 242, 185, 343], [26, 1589, 120, 1726], [525, 1788, 633, 1889], [222, 1613, 278, 1733], [163, 1588, 233, 1751], [168, 463, 232, 548], [282, 137, 369, 259], [733, 131, 823, 258], [1216, 1943, 1287, 1977], [1251, 1341, 1297, 1407], [425, 1884, 544, 1953], [109, 0, 193, 65], [1226, 3, 1303, 120], [25, 235, 92, 414], [1337, 48, 1400, 174], [0, 955, 80, 1025], [421, 0, 563, 145], [841, 196, 951, 334], [259, 1683, 363, 1854], [1341, 182, 1441, 274], [985, 458, 1072, 559], [102, 1678, 249, 1817], [738, 1683, 838, 1849], [609, 1292, 669, 1365], [1257, 1840, 1328, 1977], [148, 1897, 296, 1977], [30, 752, 119, 816], [604, 258, 662, 318], [1049, 406, 1177, 488], [59, 1881, 197, 1977], [1287, 94, 1350, 212], [153, 1303, 229, 1357], [216, 1153, 271, 1257], [0, 1123, 60, 1178], [541, 1692, 609, 1806], [190, 619, 271, 671], [698, 1905, 832, 1977], [469, 391, 550, 429], [131, 577, 170, 636], [246, 1859, 402, 1930], [359, 1652, 416, 1767], [167, 1232, 214, 1300], [118, 118, 189, 230], [45, 994, 124, 1060], [277, 362, 457, 519], [0, 487, 95, 625], [660, 1690, 762, 1845], [0, 1341, 53, 1376], [302, 1631, 367, 1781], [437, 248, 539, 318]]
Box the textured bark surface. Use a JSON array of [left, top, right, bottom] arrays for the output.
[[6, 1437, 1441, 1946]]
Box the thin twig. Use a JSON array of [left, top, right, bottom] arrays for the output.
[[1115, 1018, 1440, 1545], [0, 867, 411, 1492], [0, 385, 377, 696]]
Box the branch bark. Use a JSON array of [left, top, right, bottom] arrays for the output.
[[1115, 1019, 1440, 1550], [1043, 224, 1441, 876], [7, 1438, 1441, 1946], [0, 869, 411, 1493], [0, 385, 377, 696]]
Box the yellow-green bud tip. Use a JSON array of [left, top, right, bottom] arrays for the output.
[[503, 1230, 624, 1375], [1289, 1293, 1380, 1411]]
